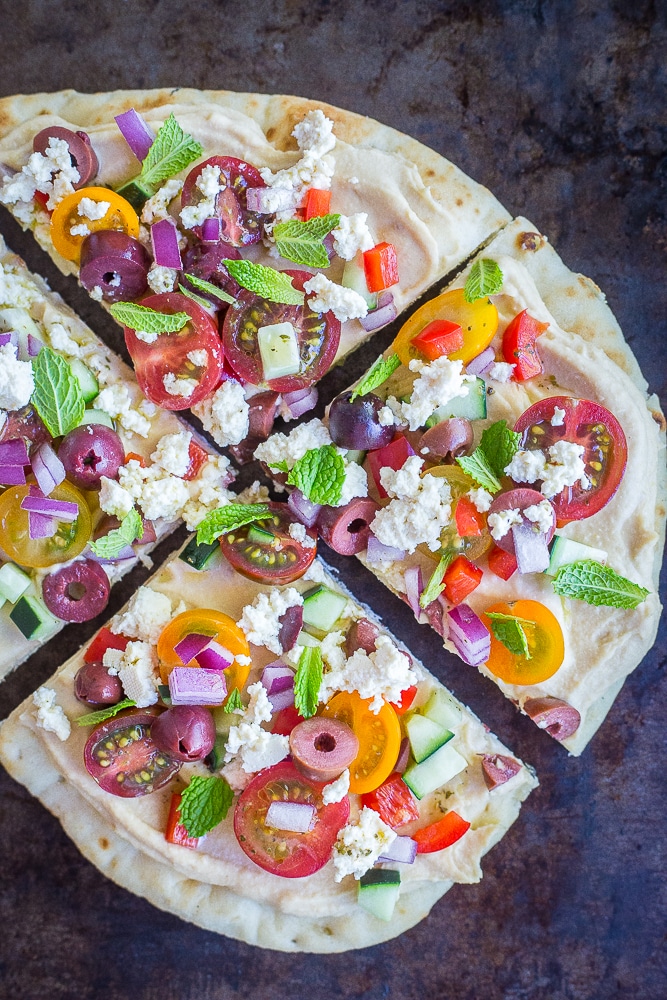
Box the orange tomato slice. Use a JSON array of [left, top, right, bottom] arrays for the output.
[[483, 599, 564, 685], [392, 287, 498, 366], [321, 691, 401, 794], [156, 609, 251, 701], [50, 186, 140, 263]]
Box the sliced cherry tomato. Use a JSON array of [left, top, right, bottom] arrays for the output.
[[124, 292, 224, 410], [487, 545, 517, 581], [454, 496, 485, 537], [321, 691, 401, 794], [410, 319, 464, 361], [303, 188, 331, 219], [183, 438, 209, 481], [233, 760, 350, 877], [220, 502, 316, 584], [513, 396, 627, 523], [502, 309, 548, 381], [222, 269, 340, 392], [366, 434, 415, 498], [0, 481, 92, 568], [413, 810, 470, 853], [443, 555, 483, 606], [156, 609, 251, 697], [51, 187, 139, 263], [83, 710, 180, 797], [361, 772, 420, 828], [363, 242, 399, 292], [180, 156, 265, 246], [271, 703, 305, 736], [390, 685, 418, 715], [165, 792, 199, 849], [419, 466, 492, 564], [483, 599, 564, 685], [393, 287, 498, 366], [83, 627, 129, 664]]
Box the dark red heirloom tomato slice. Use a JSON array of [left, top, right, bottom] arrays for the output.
[[234, 759, 350, 878], [83, 710, 181, 798], [222, 269, 341, 392], [513, 396, 627, 523], [124, 292, 224, 410], [220, 502, 316, 584], [180, 156, 265, 246]]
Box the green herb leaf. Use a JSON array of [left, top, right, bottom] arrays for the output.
[[553, 560, 649, 609], [76, 698, 136, 727], [183, 273, 236, 305], [223, 260, 304, 305], [486, 612, 532, 659], [178, 283, 213, 310], [419, 550, 454, 609], [177, 774, 233, 838], [463, 259, 504, 303], [287, 445, 346, 506], [138, 113, 203, 189], [223, 688, 244, 714], [479, 420, 521, 478], [196, 503, 272, 545], [31, 347, 85, 438], [109, 301, 189, 335], [294, 645, 323, 719], [268, 459, 289, 473], [350, 353, 401, 400], [456, 449, 502, 493], [89, 508, 143, 559], [273, 213, 341, 268]]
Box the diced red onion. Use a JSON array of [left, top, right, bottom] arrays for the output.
[[378, 836, 418, 864], [359, 293, 397, 332], [27, 333, 43, 357], [114, 108, 155, 162], [512, 523, 550, 574], [0, 331, 17, 350], [201, 217, 221, 242], [151, 219, 183, 269], [0, 465, 27, 485], [377, 290, 394, 309], [268, 687, 296, 713], [447, 604, 491, 667], [174, 632, 213, 665], [403, 565, 424, 619], [169, 666, 227, 706], [395, 736, 410, 774], [466, 346, 495, 376], [365, 534, 406, 565], [31, 441, 65, 496], [287, 488, 322, 528], [20, 493, 78, 520], [246, 187, 298, 215], [196, 640, 234, 671], [265, 800, 316, 833], [281, 387, 318, 419], [261, 661, 295, 695], [0, 439, 29, 465], [28, 511, 57, 539]]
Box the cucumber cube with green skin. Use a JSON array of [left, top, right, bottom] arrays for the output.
[[426, 377, 487, 425], [295, 630, 321, 648], [0, 562, 31, 603], [76, 408, 115, 430], [302, 586, 349, 632], [257, 322, 301, 380], [422, 688, 462, 731], [246, 524, 276, 545], [545, 535, 608, 576], [405, 713, 454, 764], [69, 359, 99, 403], [157, 684, 172, 704], [358, 869, 401, 921], [179, 537, 221, 571], [9, 595, 60, 641], [206, 733, 229, 771], [342, 253, 378, 309], [402, 741, 468, 800]]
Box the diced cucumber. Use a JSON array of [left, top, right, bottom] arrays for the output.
[[422, 688, 462, 731], [344, 449, 366, 465], [405, 713, 454, 764], [69, 359, 99, 402], [157, 684, 172, 705], [426, 377, 487, 426], [76, 408, 115, 429], [206, 733, 228, 771], [545, 535, 608, 576], [247, 524, 276, 545], [257, 322, 301, 380], [341, 253, 377, 309], [358, 869, 401, 921], [402, 741, 468, 800], [0, 562, 31, 603], [0, 593, 6, 611], [179, 537, 221, 571], [302, 586, 349, 632], [9, 594, 60, 641], [295, 630, 321, 648]]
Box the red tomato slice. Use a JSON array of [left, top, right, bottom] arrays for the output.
[[366, 434, 415, 498], [183, 438, 209, 481], [361, 772, 420, 828], [180, 155, 265, 246], [84, 627, 129, 664], [221, 269, 340, 392], [233, 760, 350, 877], [413, 810, 470, 853], [220, 502, 316, 584], [124, 292, 224, 409], [165, 792, 199, 849], [502, 309, 548, 380], [83, 710, 180, 798], [513, 396, 627, 523]]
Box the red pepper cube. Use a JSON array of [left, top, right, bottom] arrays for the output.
[[366, 434, 416, 498], [303, 188, 332, 219], [183, 438, 209, 481], [411, 320, 464, 361], [487, 545, 518, 581], [502, 309, 548, 381], [165, 793, 200, 850], [362, 772, 420, 828], [363, 242, 399, 293], [390, 684, 418, 716], [413, 810, 470, 853], [83, 626, 129, 664], [454, 496, 485, 538], [443, 555, 483, 606], [124, 451, 146, 467]]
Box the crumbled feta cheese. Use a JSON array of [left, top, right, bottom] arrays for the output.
[[98, 476, 135, 519], [332, 806, 397, 881], [163, 373, 198, 398], [303, 272, 368, 322], [319, 633, 417, 713], [254, 418, 332, 469], [33, 686, 70, 741], [319, 630, 348, 672], [103, 640, 158, 708], [147, 264, 178, 294], [288, 521, 316, 547], [179, 163, 222, 229], [337, 460, 369, 507], [293, 109, 336, 158], [48, 321, 82, 357], [224, 722, 290, 773], [377, 405, 396, 427], [181, 453, 234, 531], [117, 458, 191, 522], [95, 384, 152, 438], [487, 507, 523, 541], [236, 480, 270, 505], [237, 587, 304, 655], [488, 361, 515, 382], [89, 285, 104, 302], [371, 456, 452, 553], [467, 487, 493, 513], [243, 681, 274, 726], [551, 406, 566, 427], [220, 756, 252, 792], [0, 343, 34, 409], [332, 213, 374, 260], [141, 178, 183, 225], [151, 429, 192, 478], [505, 442, 589, 497], [187, 348, 208, 367], [259, 111, 336, 218], [504, 448, 549, 484], [399, 357, 475, 431], [110, 586, 173, 644], [524, 499, 555, 534], [0, 137, 79, 212], [322, 768, 350, 804], [134, 328, 159, 345], [69, 223, 91, 238], [191, 379, 249, 448], [77, 197, 110, 221]]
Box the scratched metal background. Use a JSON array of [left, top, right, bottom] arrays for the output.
[[0, 2, 665, 998]]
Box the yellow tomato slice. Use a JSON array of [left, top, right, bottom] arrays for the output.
[[321, 691, 401, 794], [50, 186, 140, 263], [419, 466, 492, 563], [483, 599, 564, 685], [0, 481, 92, 568], [393, 287, 498, 366], [157, 609, 251, 700]]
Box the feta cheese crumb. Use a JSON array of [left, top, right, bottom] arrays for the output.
[[0, 137, 79, 212], [322, 768, 350, 804], [237, 587, 304, 655], [377, 405, 396, 427], [187, 348, 208, 367], [116, 458, 191, 522], [151, 429, 192, 478], [98, 477, 135, 519], [141, 178, 183, 225], [258, 110, 336, 218], [89, 285, 104, 302], [288, 520, 316, 547], [77, 197, 110, 221], [551, 406, 566, 427], [33, 686, 70, 741], [179, 163, 222, 229], [191, 379, 249, 448], [224, 723, 289, 773], [243, 681, 274, 726], [524, 499, 555, 534], [331, 213, 374, 260], [235, 480, 270, 505], [254, 418, 332, 469], [488, 361, 515, 383], [163, 373, 198, 398], [95, 383, 152, 438], [110, 586, 173, 644], [332, 806, 397, 881], [337, 460, 369, 507], [319, 634, 417, 713], [303, 272, 368, 322], [505, 442, 589, 497], [371, 456, 452, 553], [0, 343, 34, 409], [487, 507, 523, 541], [48, 322, 82, 357], [69, 223, 91, 238], [103, 640, 158, 708], [400, 357, 475, 431], [147, 264, 178, 294], [467, 487, 493, 513]]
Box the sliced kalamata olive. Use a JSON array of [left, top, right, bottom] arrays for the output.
[[80, 231, 151, 303], [151, 705, 217, 761], [488, 488, 556, 554], [418, 418, 474, 460], [344, 617, 380, 657], [278, 604, 304, 652], [523, 696, 581, 741], [74, 660, 123, 705], [33, 126, 99, 187], [1, 404, 50, 448], [481, 753, 522, 790], [420, 595, 447, 637], [328, 391, 395, 451], [181, 242, 242, 301], [42, 559, 110, 622], [228, 391, 280, 464], [289, 717, 359, 783], [317, 497, 380, 555], [58, 424, 125, 490]]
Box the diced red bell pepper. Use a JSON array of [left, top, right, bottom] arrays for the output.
[[271, 703, 304, 736], [83, 627, 129, 664], [362, 772, 420, 828], [502, 309, 548, 381], [165, 793, 200, 850], [413, 810, 470, 853], [443, 555, 483, 606], [303, 188, 332, 219], [487, 545, 518, 580], [390, 684, 418, 715], [183, 438, 209, 481], [363, 242, 399, 292], [411, 320, 464, 361], [454, 496, 485, 537], [33, 190, 53, 214], [124, 451, 146, 467], [367, 434, 415, 499]]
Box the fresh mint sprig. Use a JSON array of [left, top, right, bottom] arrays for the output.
[[31, 347, 85, 438], [178, 283, 213, 310], [195, 503, 272, 545], [178, 774, 233, 838], [223, 688, 244, 714], [350, 353, 401, 401], [294, 645, 324, 719], [223, 260, 304, 305], [486, 612, 532, 658], [184, 273, 236, 305], [419, 551, 454, 609], [286, 445, 346, 506], [553, 560, 649, 609], [138, 114, 202, 189], [456, 449, 502, 493], [76, 699, 136, 727], [273, 213, 341, 268], [89, 508, 143, 559], [109, 301, 189, 335], [479, 420, 521, 478], [463, 259, 504, 303]]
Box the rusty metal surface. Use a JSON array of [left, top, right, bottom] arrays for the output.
[[0, 2, 665, 998]]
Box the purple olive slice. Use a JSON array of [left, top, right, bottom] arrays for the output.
[[523, 696, 581, 741], [278, 604, 304, 653], [289, 717, 359, 783], [42, 559, 110, 623], [181, 242, 242, 301], [33, 126, 99, 187], [74, 660, 123, 706], [80, 231, 151, 302], [481, 753, 522, 790], [150, 705, 216, 762], [344, 618, 380, 657], [418, 417, 474, 460], [328, 391, 395, 451], [58, 423, 125, 491], [317, 497, 380, 555]]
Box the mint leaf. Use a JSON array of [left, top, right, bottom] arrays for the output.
[[138, 113, 203, 189], [178, 283, 213, 310], [196, 503, 272, 545], [294, 645, 323, 719], [76, 698, 136, 727], [350, 353, 401, 401], [268, 459, 289, 473], [456, 449, 502, 493], [31, 347, 85, 438], [184, 273, 236, 305], [273, 213, 340, 268], [553, 560, 649, 609], [463, 259, 504, 303], [223, 687, 244, 714], [109, 301, 189, 335], [479, 420, 521, 478], [223, 260, 304, 305], [419, 550, 454, 609], [486, 612, 532, 658], [287, 445, 346, 506], [178, 774, 233, 838], [89, 508, 143, 559]]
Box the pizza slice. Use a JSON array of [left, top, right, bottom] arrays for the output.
[[255, 218, 666, 755], [0, 501, 536, 952]]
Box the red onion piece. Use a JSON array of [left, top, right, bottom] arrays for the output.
[[0, 439, 29, 465], [28, 511, 57, 539], [261, 662, 295, 695], [151, 218, 183, 269], [169, 666, 227, 706], [20, 493, 78, 520], [31, 441, 65, 496], [512, 522, 550, 573], [281, 387, 318, 419], [86, 547, 136, 565], [447, 604, 490, 666], [359, 293, 397, 332], [377, 290, 394, 309], [394, 736, 411, 774], [0, 331, 17, 350], [466, 346, 495, 376], [265, 800, 316, 833], [365, 534, 407, 565], [196, 640, 234, 671], [201, 217, 221, 242], [27, 333, 43, 357], [378, 835, 417, 864], [114, 108, 155, 162], [268, 687, 296, 713], [287, 488, 322, 528], [0, 465, 27, 485], [174, 632, 213, 665], [403, 565, 424, 619]]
